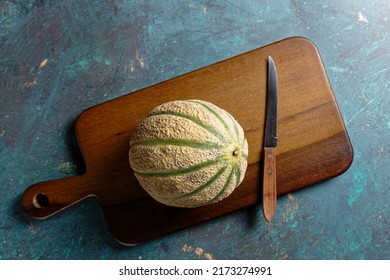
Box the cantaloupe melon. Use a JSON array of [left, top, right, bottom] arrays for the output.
[[129, 99, 248, 208]]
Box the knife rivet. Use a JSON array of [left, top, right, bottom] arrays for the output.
[[267, 153, 272, 159], [267, 168, 272, 174]]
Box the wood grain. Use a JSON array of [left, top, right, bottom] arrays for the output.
[[22, 37, 353, 245], [262, 147, 277, 222]]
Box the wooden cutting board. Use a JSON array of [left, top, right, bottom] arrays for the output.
[[22, 37, 353, 245]]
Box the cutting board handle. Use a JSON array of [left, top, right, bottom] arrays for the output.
[[22, 174, 95, 219]]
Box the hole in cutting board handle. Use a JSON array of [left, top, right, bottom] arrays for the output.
[[33, 193, 49, 208]]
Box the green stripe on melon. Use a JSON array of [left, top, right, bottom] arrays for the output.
[[129, 99, 248, 208]]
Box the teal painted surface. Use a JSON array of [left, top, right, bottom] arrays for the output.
[[0, 0, 389, 259]]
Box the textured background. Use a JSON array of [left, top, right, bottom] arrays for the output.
[[0, 0, 389, 259]]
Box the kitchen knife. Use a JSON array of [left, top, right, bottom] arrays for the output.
[[262, 56, 278, 223]]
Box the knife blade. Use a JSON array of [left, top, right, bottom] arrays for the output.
[[262, 56, 278, 223]]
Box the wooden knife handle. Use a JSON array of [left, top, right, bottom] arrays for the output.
[[262, 147, 277, 222]]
